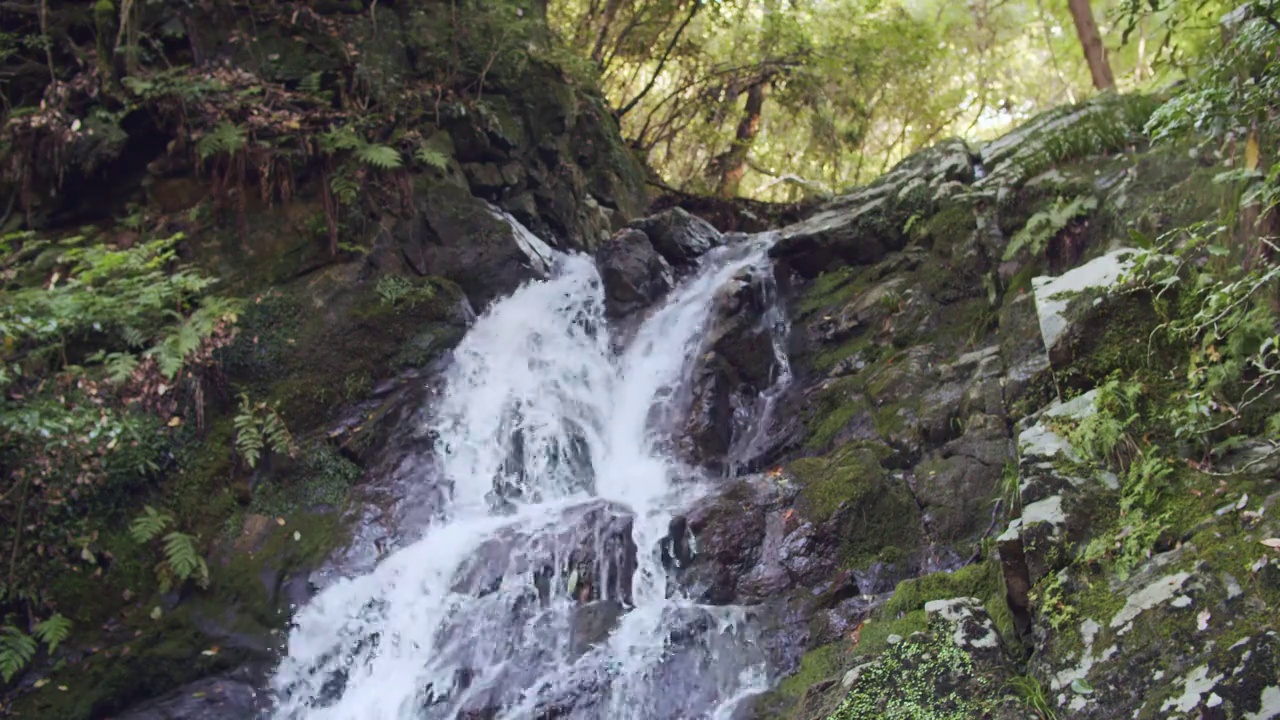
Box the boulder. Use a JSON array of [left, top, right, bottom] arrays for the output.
[[819, 598, 1017, 719], [664, 476, 823, 604], [770, 139, 975, 278], [399, 183, 555, 309], [452, 500, 637, 606], [629, 207, 725, 267], [113, 669, 269, 720], [681, 264, 784, 468], [594, 228, 674, 318], [1031, 248, 1140, 369]]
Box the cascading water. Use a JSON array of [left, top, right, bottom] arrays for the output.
[[271, 234, 786, 720]]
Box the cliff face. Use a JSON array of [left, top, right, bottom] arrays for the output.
[[709, 95, 1280, 719]]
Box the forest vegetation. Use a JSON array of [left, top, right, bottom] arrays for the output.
[[0, 0, 1278, 717]]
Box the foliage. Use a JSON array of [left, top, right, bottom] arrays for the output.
[[0, 613, 69, 683], [129, 506, 209, 593], [1005, 196, 1099, 261], [375, 275, 437, 309], [1004, 674, 1057, 720], [0, 625, 36, 684], [1124, 230, 1280, 463], [551, 0, 1202, 199], [233, 393, 295, 469], [1, 229, 235, 633]]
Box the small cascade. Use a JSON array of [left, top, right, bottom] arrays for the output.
[[270, 231, 789, 720]]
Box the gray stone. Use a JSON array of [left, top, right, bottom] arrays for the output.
[[629, 207, 724, 266], [594, 228, 674, 318]]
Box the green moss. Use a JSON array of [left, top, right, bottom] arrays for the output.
[[811, 334, 877, 375], [9, 613, 254, 720], [853, 609, 929, 657], [775, 644, 844, 701], [921, 203, 977, 250], [883, 561, 1003, 618], [799, 266, 861, 316], [790, 444, 888, 520], [804, 378, 871, 451], [787, 443, 919, 568]]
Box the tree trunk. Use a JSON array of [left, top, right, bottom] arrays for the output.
[[1066, 0, 1115, 90], [712, 79, 767, 198]]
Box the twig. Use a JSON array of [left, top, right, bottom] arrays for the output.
[[1202, 441, 1280, 477]]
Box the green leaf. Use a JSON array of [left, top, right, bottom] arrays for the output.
[[33, 615, 72, 655], [129, 506, 174, 544], [355, 144, 403, 171], [414, 146, 449, 171], [0, 625, 36, 683], [1071, 678, 1094, 695]]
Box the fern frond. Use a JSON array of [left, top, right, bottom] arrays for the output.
[[414, 146, 449, 171], [33, 614, 71, 655], [197, 122, 248, 161], [162, 532, 205, 584], [356, 144, 403, 170], [105, 351, 139, 383], [319, 127, 362, 153], [262, 409, 294, 457], [330, 173, 360, 206], [0, 625, 36, 683], [129, 505, 173, 544]]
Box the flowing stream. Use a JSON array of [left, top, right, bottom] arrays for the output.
[[271, 235, 786, 720]]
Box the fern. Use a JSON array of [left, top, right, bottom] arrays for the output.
[[196, 121, 248, 161], [0, 625, 36, 683], [130, 505, 174, 543], [1003, 195, 1098, 261], [414, 146, 449, 171], [299, 71, 324, 94], [356, 143, 403, 170], [104, 351, 139, 382], [319, 126, 362, 153], [32, 614, 71, 655], [330, 173, 360, 206], [234, 393, 293, 468], [162, 532, 209, 588]]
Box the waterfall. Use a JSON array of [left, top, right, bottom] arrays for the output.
[[270, 235, 783, 720]]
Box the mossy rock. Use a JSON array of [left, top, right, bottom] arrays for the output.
[[787, 443, 920, 569], [10, 613, 262, 720]]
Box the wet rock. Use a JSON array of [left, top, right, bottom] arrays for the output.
[[681, 264, 784, 468], [568, 600, 626, 659], [667, 476, 814, 604], [453, 500, 637, 606], [594, 228, 674, 318], [914, 416, 1013, 545], [113, 668, 269, 720], [770, 139, 975, 278], [399, 183, 553, 310], [629, 207, 724, 267]]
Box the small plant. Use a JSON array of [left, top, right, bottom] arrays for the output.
[[375, 275, 435, 309], [196, 121, 248, 161], [1004, 674, 1057, 720], [233, 393, 295, 469], [129, 506, 210, 593], [0, 615, 70, 683], [415, 145, 449, 171], [1062, 375, 1144, 471], [1004, 195, 1098, 262]]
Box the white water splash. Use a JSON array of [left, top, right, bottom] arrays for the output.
[[271, 236, 780, 720]]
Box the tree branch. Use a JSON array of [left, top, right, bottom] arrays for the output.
[[617, 0, 701, 118]]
